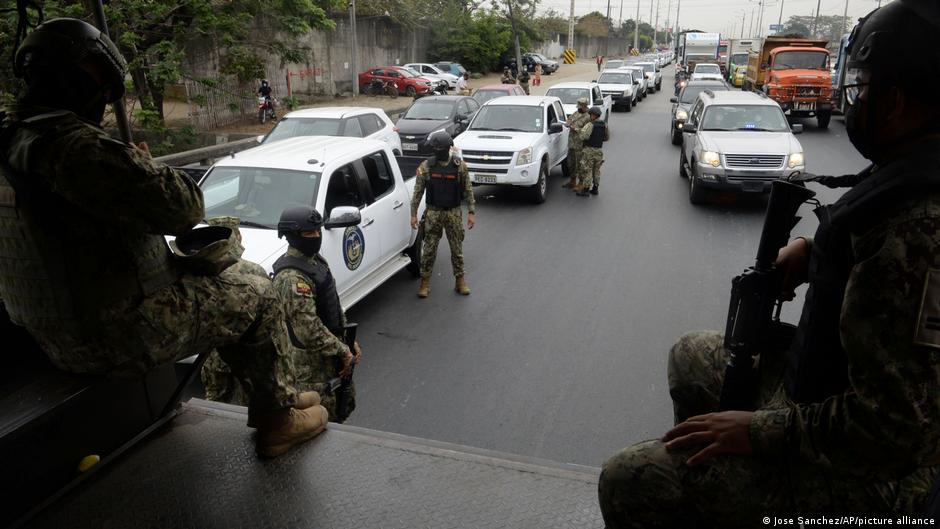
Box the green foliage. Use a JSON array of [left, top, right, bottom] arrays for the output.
[[428, 7, 514, 73], [783, 14, 854, 47], [281, 96, 300, 110], [533, 9, 567, 38], [576, 11, 610, 38], [134, 108, 165, 131]]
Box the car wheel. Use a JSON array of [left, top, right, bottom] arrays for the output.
[[679, 149, 689, 178], [259, 108, 267, 124], [405, 85, 416, 97], [625, 101, 632, 112], [671, 128, 681, 145], [529, 161, 548, 204], [688, 165, 706, 205], [405, 224, 423, 278]]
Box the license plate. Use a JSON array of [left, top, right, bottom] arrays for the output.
[[796, 102, 815, 111], [403, 143, 418, 151], [475, 174, 498, 184]]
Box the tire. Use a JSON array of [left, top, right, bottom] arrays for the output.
[[405, 85, 416, 97], [405, 225, 423, 277], [389, 85, 400, 98], [671, 129, 682, 146], [259, 108, 266, 124], [529, 161, 548, 204], [679, 149, 689, 178], [688, 166, 706, 205], [817, 111, 831, 130], [625, 101, 633, 112]]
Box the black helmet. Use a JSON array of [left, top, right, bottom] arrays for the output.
[[277, 206, 324, 239], [428, 130, 454, 150], [15, 18, 127, 102], [261, 79, 269, 85], [846, 1, 940, 87], [588, 106, 602, 117]]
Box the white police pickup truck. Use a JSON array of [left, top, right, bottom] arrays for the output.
[[195, 136, 426, 309], [453, 95, 569, 204], [545, 82, 612, 122]]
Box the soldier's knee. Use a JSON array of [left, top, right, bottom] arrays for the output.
[[668, 331, 723, 374]]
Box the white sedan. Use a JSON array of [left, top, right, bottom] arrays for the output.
[[260, 106, 403, 155]]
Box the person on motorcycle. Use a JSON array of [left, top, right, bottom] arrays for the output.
[[258, 79, 276, 119]]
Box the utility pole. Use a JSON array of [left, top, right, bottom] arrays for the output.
[[757, 0, 765, 38], [568, 0, 575, 52], [506, 0, 522, 75], [606, 0, 612, 55], [350, 0, 358, 98], [841, 0, 850, 35], [665, 0, 672, 45], [675, 0, 681, 36], [778, 0, 784, 26], [740, 11, 746, 37], [634, 0, 641, 52], [654, 0, 660, 49], [812, 0, 821, 37], [749, 8, 754, 36]]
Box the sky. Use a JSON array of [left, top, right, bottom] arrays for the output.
[[529, 0, 892, 37]]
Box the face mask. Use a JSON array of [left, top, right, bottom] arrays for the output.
[[578, 107, 586, 113], [845, 83, 879, 161], [434, 148, 450, 162], [287, 233, 322, 257]]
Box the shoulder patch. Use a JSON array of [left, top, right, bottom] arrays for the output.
[[915, 269, 940, 350], [295, 281, 313, 297]]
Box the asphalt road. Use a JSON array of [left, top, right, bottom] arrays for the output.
[[345, 65, 870, 468]]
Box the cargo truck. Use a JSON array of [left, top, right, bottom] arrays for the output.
[[745, 36, 833, 129], [726, 38, 762, 82], [683, 32, 721, 74]]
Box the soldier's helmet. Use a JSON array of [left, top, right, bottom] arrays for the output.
[[261, 79, 268, 86], [15, 18, 127, 102], [588, 106, 602, 117], [847, 1, 940, 84], [277, 206, 324, 240], [577, 97, 589, 108], [428, 130, 454, 150]]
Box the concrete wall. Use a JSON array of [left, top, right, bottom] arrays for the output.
[[537, 33, 633, 61]]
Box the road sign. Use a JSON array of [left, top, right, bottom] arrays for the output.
[[769, 24, 784, 31], [563, 49, 576, 64]]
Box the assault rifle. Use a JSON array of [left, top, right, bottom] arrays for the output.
[[718, 180, 816, 411], [330, 322, 358, 422]]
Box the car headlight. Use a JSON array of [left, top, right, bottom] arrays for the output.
[[516, 147, 533, 166], [675, 109, 688, 121], [788, 152, 804, 168], [623, 88, 632, 96], [702, 151, 721, 167]]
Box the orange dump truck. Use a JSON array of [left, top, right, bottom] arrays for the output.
[[745, 36, 833, 129]]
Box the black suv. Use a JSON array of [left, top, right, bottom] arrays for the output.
[[669, 80, 729, 145]]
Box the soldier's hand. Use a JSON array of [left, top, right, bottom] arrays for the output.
[[467, 213, 475, 230], [135, 142, 151, 156], [411, 216, 419, 230], [339, 348, 354, 377], [775, 237, 810, 301], [353, 340, 362, 365], [661, 411, 754, 466]]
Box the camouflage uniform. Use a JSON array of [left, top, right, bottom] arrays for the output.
[[599, 151, 940, 527], [566, 108, 592, 182], [0, 104, 301, 413], [578, 120, 604, 189], [411, 156, 475, 279]]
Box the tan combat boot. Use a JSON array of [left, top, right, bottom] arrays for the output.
[[455, 276, 470, 295], [247, 391, 321, 428], [255, 405, 329, 459], [417, 278, 430, 298], [562, 176, 577, 188], [572, 184, 584, 194]]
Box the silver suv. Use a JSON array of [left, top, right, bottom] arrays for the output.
[[679, 90, 805, 204]]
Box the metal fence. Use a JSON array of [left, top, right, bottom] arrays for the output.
[[183, 77, 257, 131]]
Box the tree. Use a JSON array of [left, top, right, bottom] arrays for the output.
[[575, 11, 610, 38], [533, 9, 567, 39], [427, 7, 513, 72], [783, 14, 854, 46]]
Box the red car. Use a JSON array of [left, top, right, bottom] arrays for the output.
[[471, 84, 526, 105], [359, 66, 434, 97]]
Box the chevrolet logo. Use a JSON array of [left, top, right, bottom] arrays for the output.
[[483, 155, 490, 160], [749, 158, 760, 164]]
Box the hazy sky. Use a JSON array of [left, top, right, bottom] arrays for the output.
[[532, 0, 891, 37]]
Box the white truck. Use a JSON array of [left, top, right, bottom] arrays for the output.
[[454, 95, 570, 204], [544, 82, 612, 121], [683, 32, 721, 73], [196, 136, 426, 309]]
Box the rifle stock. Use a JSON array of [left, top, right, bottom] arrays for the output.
[[719, 180, 815, 411]]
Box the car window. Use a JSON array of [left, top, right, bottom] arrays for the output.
[[387, 70, 400, 78], [592, 87, 602, 102], [264, 118, 342, 143], [343, 117, 363, 137], [544, 87, 591, 106], [546, 104, 558, 127], [324, 164, 365, 218], [689, 100, 704, 125], [473, 90, 505, 105], [597, 72, 632, 84], [359, 113, 383, 136], [403, 100, 454, 120], [695, 64, 721, 75], [202, 166, 321, 228], [371, 69, 384, 76], [553, 101, 565, 122], [701, 104, 790, 132], [359, 151, 395, 200], [469, 105, 542, 133], [457, 100, 470, 116], [466, 98, 480, 112], [680, 85, 728, 104], [773, 51, 829, 70]]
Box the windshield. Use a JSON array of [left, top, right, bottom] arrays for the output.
[[639, 63, 654, 74], [606, 60, 624, 69], [545, 87, 591, 105], [402, 67, 422, 77], [700, 105, 790, 132], [598, 72, 633, 85], [730, 53, 748, 65], [694, 64, 721, 75], [403, 100, 455, 120], [679, 85, 727, 104], [264, 118, 341, 143], [625, 68, 644, 80], [773, 51, 829, 70], [469, 105, 543, 133], [201, 167, 322, 228], [473, 90, 510, 104], [718, 44, 728, 54]]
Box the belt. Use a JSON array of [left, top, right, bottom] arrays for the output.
[[427, 205, 460, 211]]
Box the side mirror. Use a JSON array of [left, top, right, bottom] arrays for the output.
[[324, 206, 362, 230], [256, 135, 265, 144], [634, 80, 639, 85], [683, 123, 697, 133], [791, 123, 804, 134], [670, 97, 678, 103], [549, 122, 564, 134]]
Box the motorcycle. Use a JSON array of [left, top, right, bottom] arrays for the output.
[[365, 78, 398, 98], [433, 81, 448, 96], [258, 96, 277, 124]]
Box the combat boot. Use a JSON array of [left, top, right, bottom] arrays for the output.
[[255, 405, 329, 459], [562, 176, 577, 188], [572, 184, 584, 194], [247, 391, 321, 428], [455, 276, 470, 295], [417, 278, 430, 298], [590, 184, 599, 195]]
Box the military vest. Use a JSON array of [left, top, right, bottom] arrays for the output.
[[787, 144, 940, 403], [0, 111, 178, 334], [425, 159, 461, 209], [568, 112, 591, 147], [272, 253, 343, 336], [584, 121, 606, 149]]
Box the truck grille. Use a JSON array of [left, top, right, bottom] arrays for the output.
[[796, 86, 821, 97], [602, 91, 624, 98], [724, 154, 785, 169], [461, 150, 514, 166]]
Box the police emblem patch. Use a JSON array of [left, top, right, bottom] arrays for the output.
[[343, 226, 365, 271]]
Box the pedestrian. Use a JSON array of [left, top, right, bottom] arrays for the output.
[[501, 67, 515, 84], [596, 54, 604, 71], [573, 106, 606, 196], [598, 3, 940, 526], [562, 97, 592, 189], [533, 63, 542, 87], [0, 18, 326, 459], [457, 72, 471, 96], [410, 131, 476, 298], [518, 68, 531, 95]]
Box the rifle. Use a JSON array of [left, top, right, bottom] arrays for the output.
[[329, 322, 358, 422], [718, 180, 816, 411]]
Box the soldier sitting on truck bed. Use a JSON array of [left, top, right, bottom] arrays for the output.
[[0, 18, 327, 459]]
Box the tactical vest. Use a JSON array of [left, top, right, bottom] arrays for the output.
[[584, 121, 606, 149], [272, 253, 344, 337], [568, 112, 591, 147], [0, 111, 178, 334], [425, 159, 461, 209], [787, 146, 940, 403]]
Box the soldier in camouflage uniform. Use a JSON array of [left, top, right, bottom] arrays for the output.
[[562, 98, 591, 189], [599, 3, 940, 526], [410, 131, 476, 298], [574, 107, 607, 196], [0, 18, 326, 459]]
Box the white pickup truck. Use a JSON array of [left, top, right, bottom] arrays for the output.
[[544, 82, 612, 122], [453, 95, 570, 204], [196, 136, 426, 309]]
